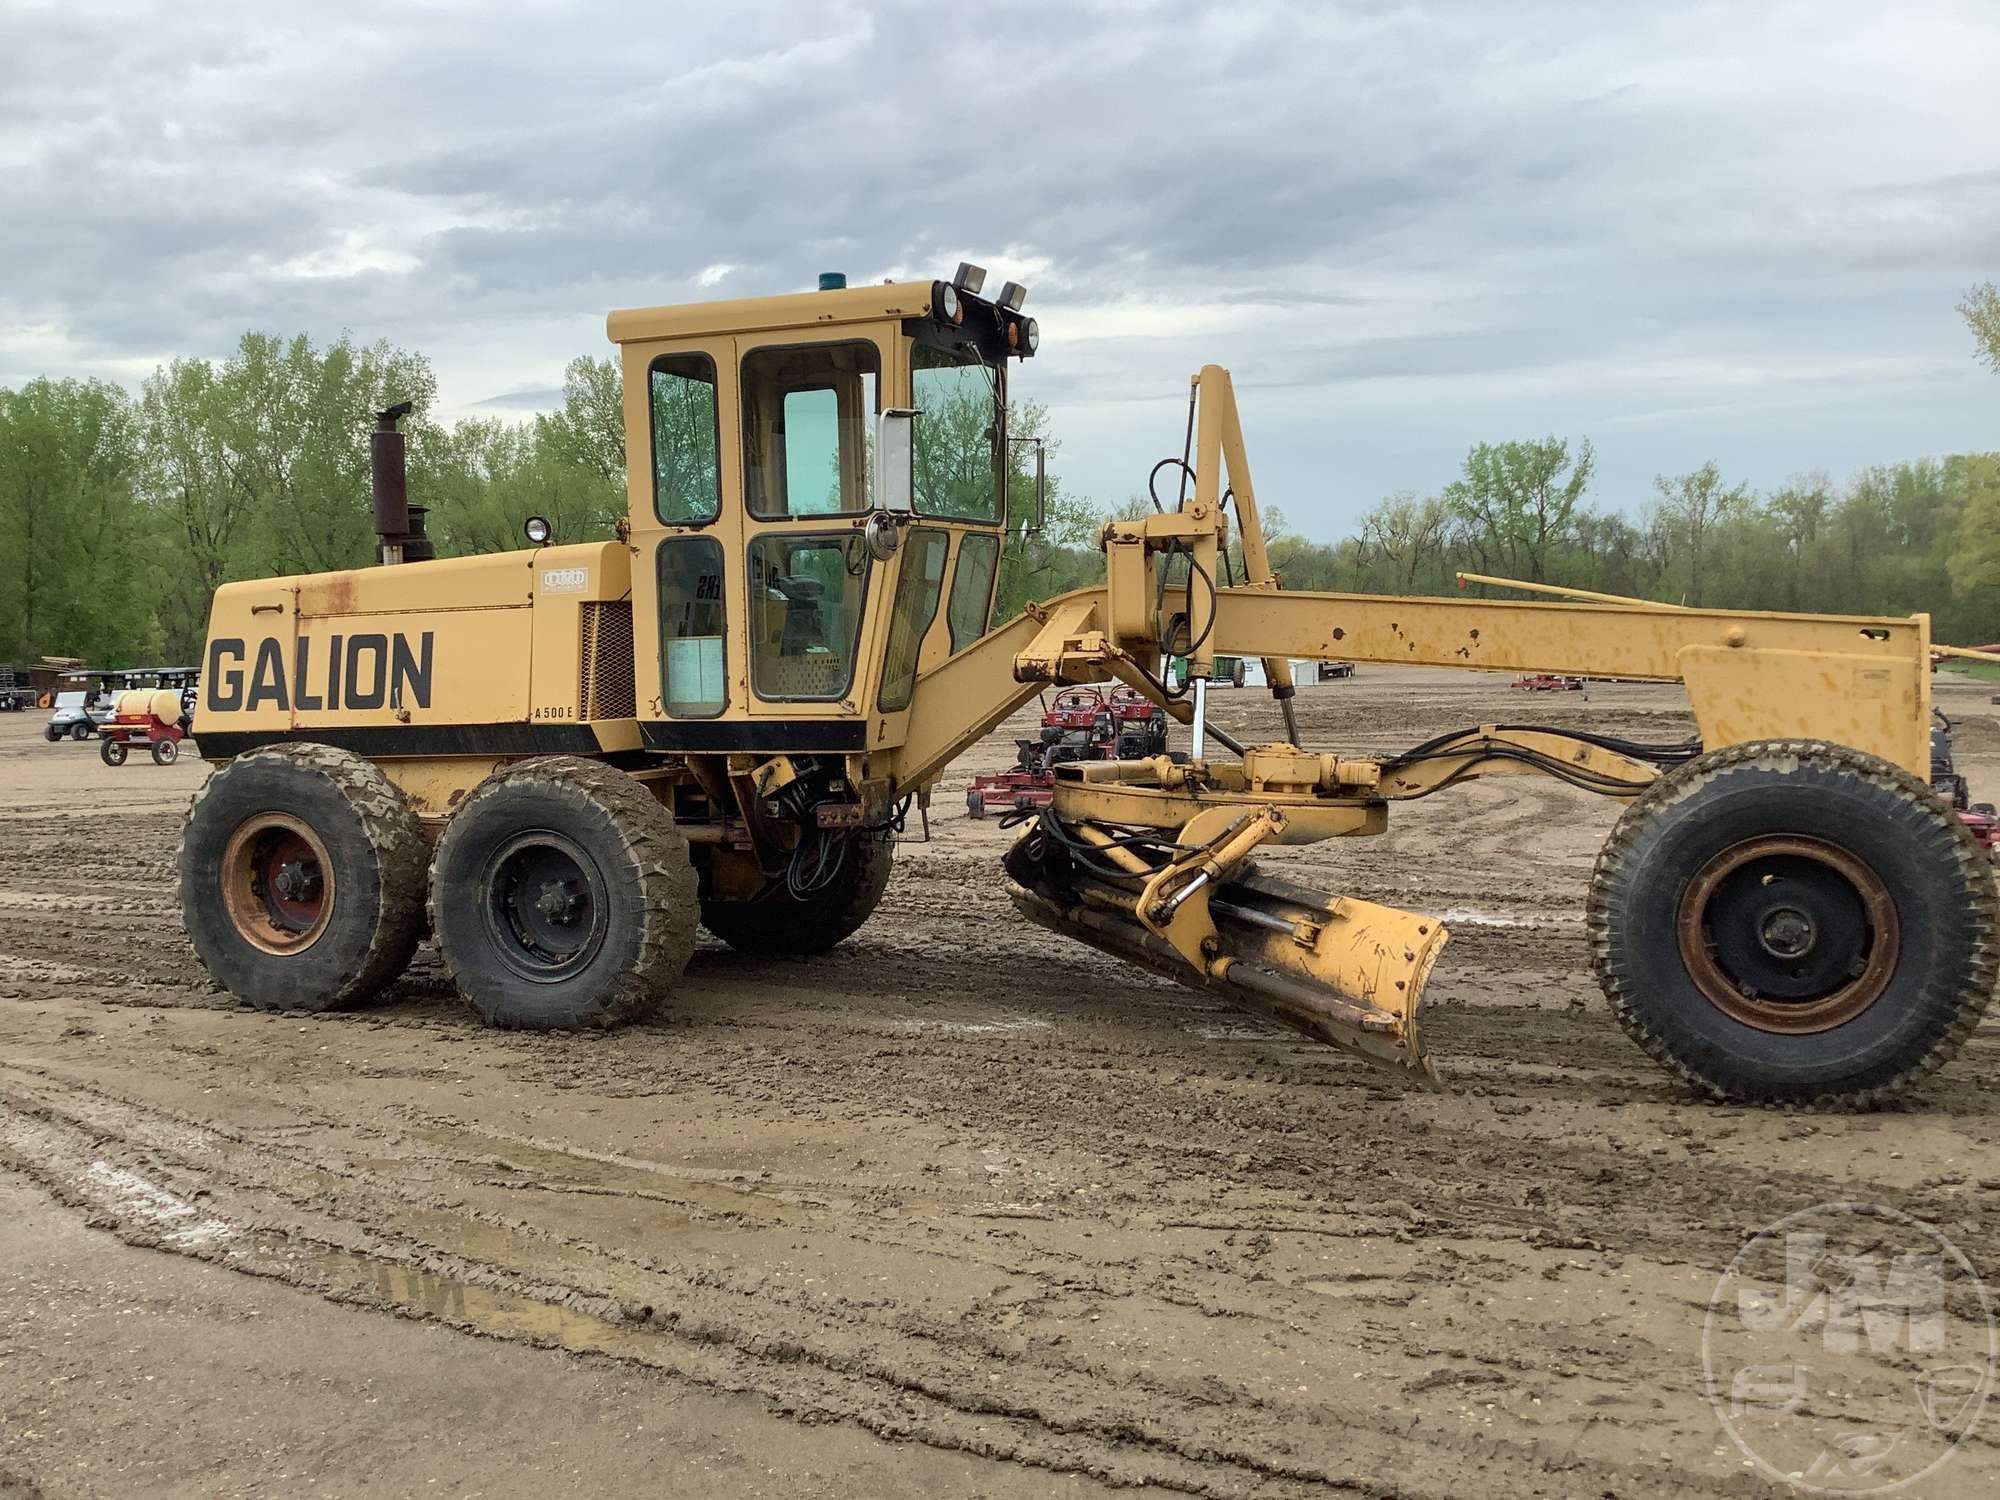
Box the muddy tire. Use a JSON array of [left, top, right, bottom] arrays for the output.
[[180, 744, 428, 1013], [700, 834, 893, 956], [429, 757, 697, 1030], [1589, 739, 1998, 1106]]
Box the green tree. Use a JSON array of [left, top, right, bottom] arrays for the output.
[[1945, 455, 2000, 597], [537, 355, 626, 482], [138, 332, 437, 656], [1961, 281, 2000, 374], [1442, 437, 1594, 582], [417, 418, 624, 556], [1651, 461, 1750, 606], [0, 378, 150, 661], [1361, 491, 1451, 592]]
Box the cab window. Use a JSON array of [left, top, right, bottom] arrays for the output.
[[912, 342, 1002, 522], [658, 537, 726, 716], [747, 532, 870, 700], [650, 353, 721, 524], [878, 529, 949, 712], [946, 533, 1001, 651], [742, 342, 879, 518]]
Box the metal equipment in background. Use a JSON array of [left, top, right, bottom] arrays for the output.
[[967, 686, 1172, 818]]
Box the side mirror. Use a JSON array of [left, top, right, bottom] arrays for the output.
[[1032, 440, 1047, 535], [1007, 436, 1047, 536], [874, 408, 916, 514]]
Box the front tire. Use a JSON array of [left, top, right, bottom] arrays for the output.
[[700, 833, 893, 956], [69, 721, 90, 741], [1589, 739, 1998, 1106], [151, 738, 179, 766], [429, 757, 697, 1030], [100, 738, 127, 766], [180, 744, 428, 1012]]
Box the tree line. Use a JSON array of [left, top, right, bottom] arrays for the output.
[[1255, 440, 2000, 645], [2, 289, 1995, 666]]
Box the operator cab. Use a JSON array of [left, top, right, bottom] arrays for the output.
[[609, 266, 1037, 756]]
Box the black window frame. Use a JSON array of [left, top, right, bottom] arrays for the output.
[[909, 339, 1007, 525], [740, 339, 882, 522], [877, 527, 951, 713], [648, 351, 724, 527], [744, 529, 875, 704], [656, 535, 729, 719], [946, 531, 1002, 652]]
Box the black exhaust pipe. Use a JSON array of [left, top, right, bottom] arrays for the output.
[[370, 401, 432, 564]]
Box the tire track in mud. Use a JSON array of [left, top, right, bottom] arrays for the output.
[[0, 1064, 1785, 1499]]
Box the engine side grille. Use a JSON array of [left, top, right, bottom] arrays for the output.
[[579, 601, 636, 721]]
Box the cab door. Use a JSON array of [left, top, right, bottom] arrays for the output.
[[733, 323, 901, 747], [626, 335, 735, 746]]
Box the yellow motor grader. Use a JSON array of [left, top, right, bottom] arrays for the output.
[[183, 266, 1996, 1106]]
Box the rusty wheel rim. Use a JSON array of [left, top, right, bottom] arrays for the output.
[[1676, 835, 1898, 1034], [221, 813, 335, 955]]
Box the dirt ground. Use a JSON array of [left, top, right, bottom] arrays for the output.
[[2, 667, 1997, 1498]]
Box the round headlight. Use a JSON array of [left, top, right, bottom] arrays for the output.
[[1022, 318, 1040, 355], [939, 283, 961, 322], [524, 515, 552, 546]]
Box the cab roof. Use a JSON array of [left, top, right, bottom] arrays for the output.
[[606, 280, 938, 346]]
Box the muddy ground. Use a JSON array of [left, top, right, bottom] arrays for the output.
[[2, 667, 1996, 1498]]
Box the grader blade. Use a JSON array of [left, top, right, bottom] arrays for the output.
[[1008, 861, 1449, 1087]]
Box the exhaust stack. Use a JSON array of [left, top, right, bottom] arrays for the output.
[[370, 401, 432, 565]]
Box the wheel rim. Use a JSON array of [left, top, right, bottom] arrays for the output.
[[1676, 835, 1899, 1033], [481, 830, 608, 982], [221, 814, 336, 954]]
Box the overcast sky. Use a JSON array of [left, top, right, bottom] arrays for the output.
[[3, 0, 1996, 535]]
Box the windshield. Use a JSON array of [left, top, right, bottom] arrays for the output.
[[912, 342, 1002, 522]]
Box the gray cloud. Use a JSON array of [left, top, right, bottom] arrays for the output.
[[2, 0, 1996, 531]]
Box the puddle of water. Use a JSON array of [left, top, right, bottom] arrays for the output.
[[231, 1231, 672, 1365], [1436, 908, 1579, 929], [404, 1123, 806, 1222], [86, 1161, 233, 1249], [879, 1016, 1051, 1036]]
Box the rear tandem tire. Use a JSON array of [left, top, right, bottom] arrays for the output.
[[700, 834, 893, 957], [429, 757, 698, 1030], [1588, 738, 1998, 1106], [179, 744, 429, 1013]]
